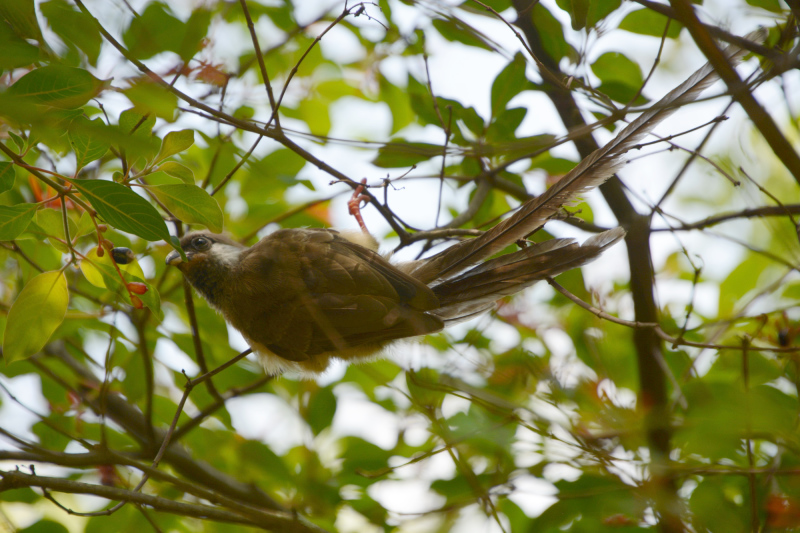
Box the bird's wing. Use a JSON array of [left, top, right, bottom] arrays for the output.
[[259, 293, 443, 361], [232, 229, 442, 360]]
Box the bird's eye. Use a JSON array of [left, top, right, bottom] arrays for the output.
[[192, 236, 211, 250]]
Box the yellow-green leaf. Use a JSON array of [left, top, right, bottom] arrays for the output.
[[3, 271, 68, 363], [35, 208, 77, 253], [156, 129, 195, 163], [82, 259, 161, 320], [0, 162, 16, 194], [75, 211, 95, 238], [80, 247, 145, 289], [147, 184, 223, 233], [157, 161, 194, 184], [124, 80, 178, 122], [0, 203, 37, 240]]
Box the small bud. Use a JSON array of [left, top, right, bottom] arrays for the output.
[[127, 282, 148, 295], [98, 465, 117, 487], [112, 247, 135, 265], [131, 295, 144, 309], [97, 245, 105, 257], [101, 239, 114, 251], [67, 391, 81, 407], [98, 225, 108, 233]]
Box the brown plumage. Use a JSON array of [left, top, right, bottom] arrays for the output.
[[165, 34, 756, 376], [166, 227, 623, 376]]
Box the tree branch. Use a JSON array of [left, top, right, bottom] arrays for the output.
[[668, 0, 800, 183], [0, 470, 322, 532]]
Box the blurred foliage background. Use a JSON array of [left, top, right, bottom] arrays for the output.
[[0, 0, 799, 532]]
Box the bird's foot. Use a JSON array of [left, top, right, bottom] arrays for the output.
[[348, 178, 370, 233]]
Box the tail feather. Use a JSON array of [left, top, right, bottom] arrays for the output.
[[407, 33, 760, 285], [431, 227, 625, 321]]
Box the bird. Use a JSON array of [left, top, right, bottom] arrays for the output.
[[165, 34, 757, 377], [166, 225, 623, 376]]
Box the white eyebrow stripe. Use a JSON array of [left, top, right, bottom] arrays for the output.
[[211, 243, 243, 266]]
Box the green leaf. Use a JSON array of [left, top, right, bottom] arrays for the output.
[[491, 53, 528, 118], [69, 116, 110, 171], [117, 108, 160, 164], [0, 0, 43, 41], [179, 9, 212, 61], [237, 440, 294, 484], [0, 203, 37, 240], [718, 253, 771, 316], [487, 107, 527, 142], [592, 52, 643, 85], [341, 437, 391, 484], [619, 9, 682, 38], [407, 74, 441, 127], [0, 20, 40, 69], [307, 386, 337, 435], [586, 0, 622, 27], [156, 129, 195, 163], [282, 97, 330, 136], [35, 209, 77, 253], [746, 0, 782, 13], [689, 477, 750, 533], [464, 0, 511, 12], [123, 2, 184, 60], [3, 271, 68, 363], [591, 52, 645, 103], [244, 148, 309, 187], [372, 140, 444, 168], [432, 16, 493, 51], [531, 4, 576, 63], [40, 0, 102, 65], [19, 519, 69, 533], [70, 179, 170, 242], [0, 487, 38, 503], [0, 161, 16, 193], [9, 66, 107, 109], [85, 501, 171, 533], [8, 131, 25, 151], [119, 108, 156, 136], [379, 75, 413, 134], [556, 0, 589, 30], [146, 184, 222, 233], [124, 80, 178, 122], [534, 475, 644, 529], [407, 368, 445, 409], [157, 161, 195, 183]]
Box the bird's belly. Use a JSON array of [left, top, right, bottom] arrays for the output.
[[244, 336, 389, 378]]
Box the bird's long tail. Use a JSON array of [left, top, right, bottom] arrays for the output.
[[407, 31, 761, 286], [430, 227, 624, 323]]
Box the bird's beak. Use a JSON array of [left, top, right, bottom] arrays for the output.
[[165, 249, 183, 266]]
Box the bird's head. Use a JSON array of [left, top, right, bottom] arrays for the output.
[[165, 231, 246, 308]]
